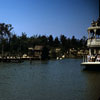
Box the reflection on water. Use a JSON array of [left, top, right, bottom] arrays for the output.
[[0, 59, 100, 100]]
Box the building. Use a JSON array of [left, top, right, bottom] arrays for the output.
[[33, 45, 49, 60]]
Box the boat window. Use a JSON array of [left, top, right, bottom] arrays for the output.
[[89, 30, 95, 39], [96, 29, 100, 39]]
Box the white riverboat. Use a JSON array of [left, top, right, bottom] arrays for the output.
[[81, 0, 100, 67], [81, 25, 100, 67]]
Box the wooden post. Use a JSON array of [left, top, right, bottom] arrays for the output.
[[94, 29, 96, 40], [83, 56, 84, 62], [88, 30, 90, 39], [30, 57, 32, 64]]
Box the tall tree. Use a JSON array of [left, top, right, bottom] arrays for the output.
[[10, 34, 20, 55], [20, 32, 28, 54], [0, 23, 13, 57], [70, 36, 77, 48], [48, 35, 53, 46], [54, 37, 60, 47], [60, 35, 68, 52]]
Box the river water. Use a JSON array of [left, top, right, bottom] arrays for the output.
[[0, 59, 100, 100]]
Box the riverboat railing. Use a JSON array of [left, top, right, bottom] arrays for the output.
[[83, 54, 100, 62], [83, 55, 87, 62], [87, 39, 100, 47]]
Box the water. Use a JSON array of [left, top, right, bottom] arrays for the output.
[[0, 59, 100, 100]]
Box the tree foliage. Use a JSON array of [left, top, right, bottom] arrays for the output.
[[0, 23, 87, 57]]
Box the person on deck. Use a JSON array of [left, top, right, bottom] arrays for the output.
[[96, 55, 100, 62]]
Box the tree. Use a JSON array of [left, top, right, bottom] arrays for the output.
[[60, 35, 68, 52], [54, 37, 60, 47], [20, 32, 28, 55], [10, 34, 20, 55], [70, 36, 77, 49], [60, 35, 66, 45], [80, 36, 87, 49], [40, 35, 48, 45], [48, 35, 53, 46], [0, 23, 13, 57]]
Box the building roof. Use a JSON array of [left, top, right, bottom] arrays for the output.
[[34, 45, 44, 51], [28, 47, 33, 50]]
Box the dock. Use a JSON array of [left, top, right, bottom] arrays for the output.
[[0, 57, 23, 63]]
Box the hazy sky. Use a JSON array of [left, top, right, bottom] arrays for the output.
[[0, 0, 98, 38]]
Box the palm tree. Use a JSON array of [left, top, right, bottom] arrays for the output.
[[0, 23, 13, 58]]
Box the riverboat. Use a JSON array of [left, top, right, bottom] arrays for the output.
[[81, 0, 100, 67]]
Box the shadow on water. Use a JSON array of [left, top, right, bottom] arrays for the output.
[[82, 66, 100, 72], [81, 65, 100, 100], [29, 60, 49, 66], [82, 67, 100, 72]]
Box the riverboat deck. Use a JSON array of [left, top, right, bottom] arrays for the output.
[[81, 62, 100, 67]]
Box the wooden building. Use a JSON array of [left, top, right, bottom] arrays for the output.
[[33, 45, 49, 60]]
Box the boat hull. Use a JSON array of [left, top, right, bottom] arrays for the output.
[[81, 62, 100, 67], [81, 62, 100, 70]]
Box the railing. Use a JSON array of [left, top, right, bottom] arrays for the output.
[[83, 55, 87, 62], [87, 39, 100, 47], [83, 55, 100, 62]]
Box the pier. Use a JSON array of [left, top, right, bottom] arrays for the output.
[[0, 57, 23, 63]]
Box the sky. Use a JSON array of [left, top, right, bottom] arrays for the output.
[[0, 0, 99, 38]]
